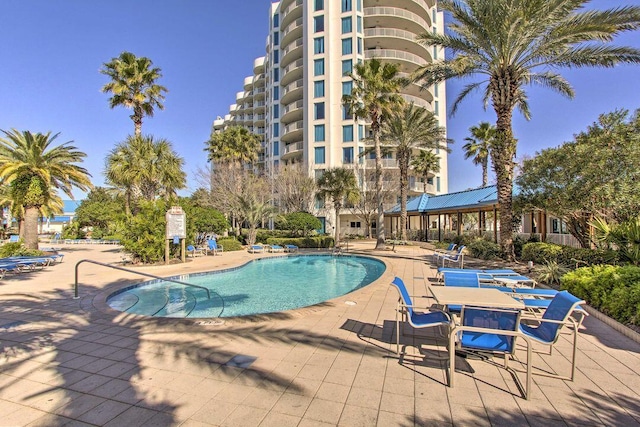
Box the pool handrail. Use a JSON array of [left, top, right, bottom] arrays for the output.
[[74, 259, 224, 316]]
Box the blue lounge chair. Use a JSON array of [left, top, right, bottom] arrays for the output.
[[390, 277, 451, 355], [284, 244, 299, 252], [186, 245, 205, 257], [249, 245, 264, 253], [439, 246, 466, 268], [267, 244, 284, 253], [442, 271, 480, 287], [207, 239, 223, 256], [449, 306, 532, 400], [432, 243, 456, 264], [519, 291, 586, 381]]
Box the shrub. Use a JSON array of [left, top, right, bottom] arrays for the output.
[[121, 200, 172, 264], [521, 242, 618, 266], [533, 260, 568, 287], [562, 265, 640, 326], [266, 236, 334, 248], [521, 242, 563, 264], [279, 212, 321, 236], [217, 237, 243, 251], [467, 238, 502, 260], [0, 242, 43, 258]]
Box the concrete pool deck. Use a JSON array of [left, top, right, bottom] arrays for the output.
[[0, 242, 638, 426]]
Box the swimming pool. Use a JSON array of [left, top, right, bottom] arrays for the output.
[[106, 254, 386, 318]]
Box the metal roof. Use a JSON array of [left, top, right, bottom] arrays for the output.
[[387, 185, 498, 214]]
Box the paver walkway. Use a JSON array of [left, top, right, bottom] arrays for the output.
[[0, 242, 638, 426]]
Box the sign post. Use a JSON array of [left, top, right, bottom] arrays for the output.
[[165, 206, 187, 264]]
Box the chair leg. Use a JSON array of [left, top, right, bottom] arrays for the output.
[[448, 329, 457, 387], [570, 327, 578, 381], [396, 304, 400, 355]]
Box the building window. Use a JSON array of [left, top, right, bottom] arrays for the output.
[[343, 147, 354, 164], [273, 86, 279, 100], [314, 124, 325, 142], [357, 16, 362, 33], [350, 221, 361, 228], [343, 125, 354, 142], [427, 177, 434, 185], [432, 9, 437, 24], [315, 196, 325, 209], [315, 0, 324, 11], [314, 102, 325, 120], [342, 38, 352, 55], [342, 0, 352, 13], [434, 84, 439, 97], [358, 125, 364, 140], [358, 147, 364, 164], [434, 101, 439, 116], [342, 81, 353, 95], [273, 123, 279, 137], [273, 50, 279, 64], [273, 68, 279, 82], [341, 17, 352, 33], [315, 169, 325, 180], [314, 37, 324, 54], [357, 37, 362, 54], [342, 106, 352, 120], [342, 59, 352, 75], [314, 16, 324, 32], [273, 104, 279, 119], [314, 147, 325, 164], [314, 80, 325, 97], [273, 32, 279, 46], [273, 13, 279, 28], [273, 142, 279, 156], [433, 45, 438, 60], [314, 59, 325, 76], [436, 176, 441, 192], [357, 0, 362, 12]]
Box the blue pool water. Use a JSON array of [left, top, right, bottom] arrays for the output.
[[107, 254, 386, 318]]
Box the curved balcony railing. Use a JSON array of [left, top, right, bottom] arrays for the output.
[[363, 7, 430, 31], [282, 99, 304, 116], [282, 79, 304, 97], [364, 49, 427, 67], [281, 17, 303, 41], [281, 0, 303, 28]]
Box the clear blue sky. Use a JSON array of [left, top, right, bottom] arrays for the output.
[[1, 0, 638, 199]]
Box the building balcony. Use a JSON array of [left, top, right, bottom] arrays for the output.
[[281, 38, 303, 68], [364, 0, 434, 21], [281, 141, 304, 161], [409, 180, 436, 195], [253, 56, 265, 74], [281, 58, 303, 87], [364, 48, 428, 73], [244, 76, 254, 91], [365, 158, 397, 169], [400, 94, 431, 110], [281, 0, 303, 29], [363, 28, 432, 62], [281, 120, 304, 143], [281, 17, 303, 49], [281, 78, 304, 105], [281, 99, 304, 125], [235, 91, 247, 103], [363, 6, 430, 35]]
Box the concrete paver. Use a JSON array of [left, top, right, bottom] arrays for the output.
[[0, 242, 638, 426]]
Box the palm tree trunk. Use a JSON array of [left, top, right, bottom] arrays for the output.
[[23, 206, 40, 250], [373, 124, 386, 250], [133, 108, 143, 136], [482, 158, 488, 187], [399, 156, 409, 241], [334, 207, 340, 247], [492, 107, 517, 260]]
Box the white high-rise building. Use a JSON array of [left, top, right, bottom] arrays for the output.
[[214, 0, 446, 236]]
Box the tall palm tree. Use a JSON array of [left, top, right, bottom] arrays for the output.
[[0, 130, 91, 249], [413, 0, 640, 259], [463, 122, 495, 187], [411, 150, 440, 193], [343, 58, 406, 250], [316, 168, 360, 247], [380, 103, 448, 241], [205, 126, 262, 168], [105, 135, 186, 215], [101, 51, 168, 136]]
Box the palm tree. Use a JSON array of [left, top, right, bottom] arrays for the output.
[[105, 135, 186, 215], [0, 130, 91, 249], [411, 150, 441, 193], [413, 0, 640, 259], [205, 126, 262, 168], [463, 122, 495, 187], [101, 51, 168, 136], [343, 58, 406, 250], [316, 168, 360, 247], [380, 103, 448, 241]]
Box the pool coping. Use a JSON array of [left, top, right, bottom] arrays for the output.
[[90, 252, 396, 326]]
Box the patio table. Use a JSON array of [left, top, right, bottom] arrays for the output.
[[493, 276, 536, 288], [430, 286, 525, 310]]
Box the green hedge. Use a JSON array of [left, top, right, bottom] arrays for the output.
[[467, 238, 502, 260], [521, 242, 618, 266], [266, 236, 335, 248], [562, 265, 640, 326], [217, 237, 243, 252]]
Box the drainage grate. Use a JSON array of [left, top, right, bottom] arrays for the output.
[[224, 354, 257, 368], [0, 320, 27, 330]]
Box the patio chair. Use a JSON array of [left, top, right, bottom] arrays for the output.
[[248, 244, 264, 253], [390, 277, 451, 355], [440, 246, 466, 268], [449, 306, 532, 400], [284, 244, 299, 252], [207, 239, 223, 256], [518, 291, 586, 381], [267, 244, 284, 253], [432, 243, 456, 264], [442, 271, 480, 287], [186, 245, 205, 257]]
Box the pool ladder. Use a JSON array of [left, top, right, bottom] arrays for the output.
[[74, 259, 225, 317]]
